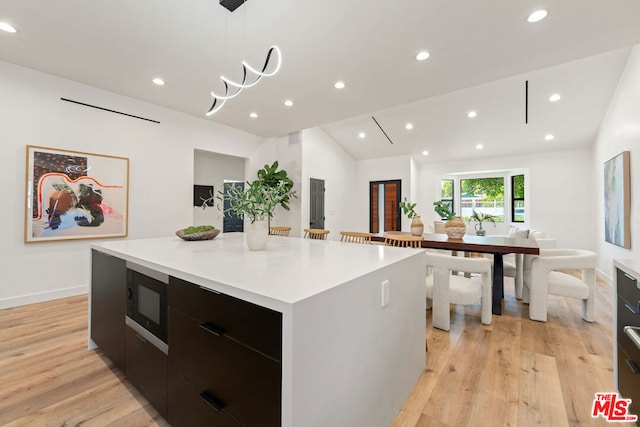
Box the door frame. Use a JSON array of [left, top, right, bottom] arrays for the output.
[[369, 179, 402, 233]]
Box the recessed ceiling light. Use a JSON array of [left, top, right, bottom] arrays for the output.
[[475, 143, 484, 150], [422, 150, 429, 156], [152, 78, 165, 86], [416, 51, 430, 61], [284, 100, 294, 107], [358, 132, 366, 139], [467, 110, 477, 118], [0, 22, 17, 33], [549, 93, 561, 102], [545, 134, 555, 141], [334, 81, 346, 89], [527, 10, 548, 23], [249, 112, 258, 119], [405, 123, 414, 130]]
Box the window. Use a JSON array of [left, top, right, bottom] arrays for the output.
[[460, 177, 505, 221], [440, 179, 454, 217], [511, 175, 525, 222]]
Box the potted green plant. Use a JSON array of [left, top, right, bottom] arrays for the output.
[[399, 198, 423, 236], [256, 161, 295, 209], [433, 201, 456, 220], [469, 209, 497, 236], [433, 201, 465, 239], [219, 179, 296, 250]]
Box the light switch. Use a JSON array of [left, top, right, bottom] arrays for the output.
[[381, 280, 390, 307]]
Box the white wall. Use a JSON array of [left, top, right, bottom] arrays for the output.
[[193, 150, 246, 230], [248, 135, 303, 237], [0, 60, 263, 308], [356, 156, 414, 232], [301, 128, 359, 240], [593, 45, 640, 280], [417, 148, 596, 250]]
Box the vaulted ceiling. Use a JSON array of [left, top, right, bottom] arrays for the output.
[[1, 0, 639, 163]]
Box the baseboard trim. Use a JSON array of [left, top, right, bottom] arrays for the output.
[[0, 285, 88, 310], [596, 269, 612, 286]]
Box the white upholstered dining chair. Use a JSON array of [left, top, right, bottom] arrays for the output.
[[425, 252, 493, 331], [522, 248, 597, 322]]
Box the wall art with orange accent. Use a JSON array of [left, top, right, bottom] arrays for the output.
[[25, 145, 129, 242]]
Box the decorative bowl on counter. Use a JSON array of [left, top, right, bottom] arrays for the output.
[[175, 226, 220, 241]]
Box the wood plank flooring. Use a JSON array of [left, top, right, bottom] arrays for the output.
[[0, 275, 634, 426], [394, 275, 636, 427], [0, 295, 168, 426]]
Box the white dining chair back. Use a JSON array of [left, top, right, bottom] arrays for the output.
[[425, 252, 492, 331], [523, 248, 597, 322]]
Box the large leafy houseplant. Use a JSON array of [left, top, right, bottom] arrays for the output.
[[256, 161, 295, 210], [220, 180, 295, 224]]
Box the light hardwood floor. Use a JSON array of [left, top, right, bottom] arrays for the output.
[[0, 276, 633, 426]]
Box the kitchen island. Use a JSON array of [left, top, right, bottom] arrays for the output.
[[89, 233, 426, 427]]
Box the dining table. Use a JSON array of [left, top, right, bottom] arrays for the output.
[[372, 231, 540, 315]]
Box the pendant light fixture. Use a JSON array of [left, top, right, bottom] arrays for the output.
[[206, 0, 282, 116]]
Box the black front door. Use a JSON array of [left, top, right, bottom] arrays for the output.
[[223, 182, 244, 233], [309, 178, 325, 229]]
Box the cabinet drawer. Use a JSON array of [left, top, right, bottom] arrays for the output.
[[168, 368, 242, 427], [169, 276, 282, 360], [125, 326, 168, 418], [617, 297, 640, 361], [617, 268, 640, 306], [169, 308, 281, 427], [618, 344, 640, 419]]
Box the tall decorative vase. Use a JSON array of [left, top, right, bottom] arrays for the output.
[[245, 218, 269, 251], [444, 216, 466, 239], [410, 216, 424, 236]]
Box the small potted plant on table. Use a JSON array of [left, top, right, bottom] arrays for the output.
[[469, 209, 497, 236], [433, 201, 466, 239], [399, 198, 423, 236]]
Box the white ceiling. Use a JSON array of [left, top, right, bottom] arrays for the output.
[[1, 0, 639, 163]]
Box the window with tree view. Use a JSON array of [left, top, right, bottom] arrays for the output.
[[512, 174, 525, 222], [440, 179, 454, 216], [460, 177, 504, 221]]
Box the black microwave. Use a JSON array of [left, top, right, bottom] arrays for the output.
[[126, 263, 168, 349]]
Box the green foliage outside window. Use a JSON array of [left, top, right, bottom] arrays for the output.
[[460, 177, 504, 200], [441, 180, 453, 199], [460, 177, 505, 221]]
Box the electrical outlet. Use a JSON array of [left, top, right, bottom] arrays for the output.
[[381, 280, 390, 307]]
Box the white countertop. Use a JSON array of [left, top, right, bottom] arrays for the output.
[[91, 234, 424, 311], [614, 259, 640, 279]]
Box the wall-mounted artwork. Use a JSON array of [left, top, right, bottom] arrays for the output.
[[25, 145, 129, 243], [193, 185, 214, 207], [604, 150, 631, 249]]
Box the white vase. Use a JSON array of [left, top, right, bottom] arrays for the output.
[[245, 218, 269, 251]]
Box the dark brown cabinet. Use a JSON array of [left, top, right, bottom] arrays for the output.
[[90, 249, 126, 370], [616, 267, 640, 418], [168, 276, 283, 427], [125, 326, 168, 418]]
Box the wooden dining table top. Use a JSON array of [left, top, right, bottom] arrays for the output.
[[372, 231, 540, 255]]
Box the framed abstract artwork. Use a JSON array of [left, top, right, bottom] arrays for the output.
[[604, 151, 631, 249], [25, 145, 129, 243], [193, 184, 214, 207]]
